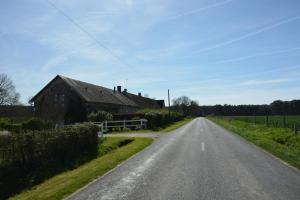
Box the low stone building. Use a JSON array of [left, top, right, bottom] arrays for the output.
[[30, 75, 164, 124]]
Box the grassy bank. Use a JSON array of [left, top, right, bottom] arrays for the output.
[[112, 117, 194, 134], [208, 117, 300, 170], [11, 137, 153, 200]]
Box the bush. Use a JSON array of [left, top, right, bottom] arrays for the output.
[[0, 118, 10, 130], [0, 118, 22, 133], [88, 110, 113, 122], [0, 123, 99, 199], [22, 117, 52, 131], [136, 109, 184, 130]]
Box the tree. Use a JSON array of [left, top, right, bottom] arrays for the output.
[[270, 100, 284, 115], [172, 96, 192, 116], [187, 100, 202, 116], [0, 74, 20, 105]]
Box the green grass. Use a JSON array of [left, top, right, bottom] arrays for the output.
[[223, 115, 300, 130], [160, 117, 194, 132], [10, 137, 153, 200], [208, 117, 300, 170], [111, 117, 194, 134]]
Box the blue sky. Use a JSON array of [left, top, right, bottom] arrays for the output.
[[1, 0, 300, 105]]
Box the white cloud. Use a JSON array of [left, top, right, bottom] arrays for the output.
[[135, 42, 193, 61], [125, 0, 133, 7], [194, 16, 300, 53], [210, 47, 300, 64], [167, 0, 235, 20], [240, 79, 291, 86]]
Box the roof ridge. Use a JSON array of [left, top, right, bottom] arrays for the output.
[[59, 75, 114, 92]]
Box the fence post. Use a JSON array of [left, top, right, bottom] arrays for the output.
[[294, 123, 298, 135], [140, 119, 143, 129], [123, 120, 126, 129], [105, 121, 107, 131], [283, 115, 286, 128], [266, 115, 269, 127]]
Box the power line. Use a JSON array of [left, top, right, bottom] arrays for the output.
[[45, 0, 132, 69]]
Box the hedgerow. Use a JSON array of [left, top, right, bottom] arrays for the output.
[[136, 109, 184, 130], [0, 117, 53, 132], [0, 123, 99, 199]]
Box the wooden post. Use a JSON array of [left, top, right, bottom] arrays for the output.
[[266, 115, 269, 127], [123, 120, 126, 129], [294, 123, 298, 135], [168, 89, 171, 119], [105, 121, 107, 131], [283, 115, 286, 128]]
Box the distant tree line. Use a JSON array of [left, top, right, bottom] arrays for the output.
[[172, 96, 300, 116]]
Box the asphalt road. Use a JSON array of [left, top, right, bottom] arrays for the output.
[[68, 118, 300, 200]]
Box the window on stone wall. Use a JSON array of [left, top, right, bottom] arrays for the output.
[[54, 93, 65, 107]]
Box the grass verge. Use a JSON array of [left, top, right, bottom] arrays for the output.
[[208, 117, 300, 170], [111, 117, 194, 134], [160, 117, 194, 132], [10, 137, 153, 200]]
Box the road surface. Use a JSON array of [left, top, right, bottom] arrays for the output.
[[68, 118, 300, 200]]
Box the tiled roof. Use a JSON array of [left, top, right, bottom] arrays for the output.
[[59, 76, 138, 107], [123, 92, 162, 109]]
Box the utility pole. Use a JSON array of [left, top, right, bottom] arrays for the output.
[[168, 89, 171, 118]]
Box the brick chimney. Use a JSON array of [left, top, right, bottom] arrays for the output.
[[117, 86, 122, 92]]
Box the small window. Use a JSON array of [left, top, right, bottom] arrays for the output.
[[55, 93, 65, 107], [54, 94, 58, 102]]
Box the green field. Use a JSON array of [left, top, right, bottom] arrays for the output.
[[208, 116, 300, 170], [223, 115, 300, 130]]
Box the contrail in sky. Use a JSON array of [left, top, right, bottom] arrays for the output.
[[194, 16, 300, 53], [211, 47, 300, 64], [168, 0, 235, 20]]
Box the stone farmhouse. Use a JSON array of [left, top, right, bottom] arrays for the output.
[[30, 75, 164, 124]]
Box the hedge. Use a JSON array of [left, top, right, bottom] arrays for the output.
[[88, 110, 113, 122], [136, 109, 184, 130], [0, 117, 53, 133], [0, 123, 99, 199]]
